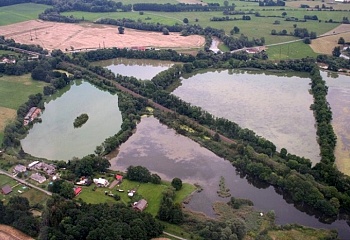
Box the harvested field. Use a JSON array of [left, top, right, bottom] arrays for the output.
[[177, 0, 206, 5], [0, 20, 205, 52], [286, 0, 350, 10], [0, 225, 33, 240], [311, 24, 350, 54], [0, 107, 16, 131]]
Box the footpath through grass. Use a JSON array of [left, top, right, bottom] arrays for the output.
[[0, 3, 49, 26]]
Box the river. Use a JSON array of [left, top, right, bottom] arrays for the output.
[[21, 81, 123, 160]]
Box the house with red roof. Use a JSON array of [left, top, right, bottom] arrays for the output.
[[115, 174, 123, 184], [74, 187, 82, 196]]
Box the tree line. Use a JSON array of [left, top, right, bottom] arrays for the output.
[[133, 3, 234, 12]]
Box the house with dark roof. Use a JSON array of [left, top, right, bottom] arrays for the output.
[[133, 199, 148, 212], [1, 185, 12, 195]]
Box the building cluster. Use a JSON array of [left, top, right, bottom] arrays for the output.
[[13, 161, 57, 184], [24, 107, 41, 126]]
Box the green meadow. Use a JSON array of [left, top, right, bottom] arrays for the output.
[[0, 3, 49, 26], [0, 74, 47, 145], [77, 179, 196, 216], [266, 41, 318, 60]]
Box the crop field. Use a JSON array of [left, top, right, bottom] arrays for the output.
[[63, 9, 340, 45], [0, 20, 204, 52], [0, 3, 49, 26], [0, 224, 34, 240], [0, 74, 46, 144], [286, 0, 350, 10]]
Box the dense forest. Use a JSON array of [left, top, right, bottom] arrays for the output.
[[40, 195, 164, 240]]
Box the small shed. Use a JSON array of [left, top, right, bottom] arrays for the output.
[[74, 187, 82, 196], [133, 199, 148, 212], [116, 174, 123, 183], [1, 185, 12, 195]]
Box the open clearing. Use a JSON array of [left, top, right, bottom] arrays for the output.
[[0, 225, 33, 240], [311, 24, 350, 54], [0, 20, 205, 52]]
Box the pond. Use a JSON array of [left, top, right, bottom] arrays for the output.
[[323, 71, 350, 175], [110, 116, 350, 239], [21, 81, 122, 161], [94, 58, 174, 80], [172, 69, 320, 164]]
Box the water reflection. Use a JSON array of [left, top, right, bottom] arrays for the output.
[[322, 71, 350, 175], [94, 58, 173, 80], [173, 69, 320, 164], [21, 81, 123, 160], [110, 116, 349, 239]]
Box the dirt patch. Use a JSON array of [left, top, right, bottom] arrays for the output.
[[0, 20, 205, 52], [0, 107, 16, 131], [0, 225, 34, 240], [310, 24, 350, 54]]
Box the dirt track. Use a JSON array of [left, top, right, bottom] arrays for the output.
[[0, 20, 205, 52]]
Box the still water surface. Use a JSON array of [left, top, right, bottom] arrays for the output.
[[21, 81, 122, 160], [323, 71, 350, 175], [110, 116, 349, 239], [94, 58, 173, 80], [172, 69, 320, 164]]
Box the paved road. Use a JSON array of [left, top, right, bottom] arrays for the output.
[[0, 169, 52, 196]]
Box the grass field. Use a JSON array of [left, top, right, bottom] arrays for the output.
[[77, 179, 195, 216], [266, 41, 318, 60], [0, 3, 49, 26], [268, 227, 336, 240], [117, 0, 178, 4], [0, 74, 47, 145]]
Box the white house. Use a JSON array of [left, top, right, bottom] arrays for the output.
[[93, 178, 109, 187]]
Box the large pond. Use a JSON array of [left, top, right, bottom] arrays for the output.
[[21, 81, 122, 160], [110, 116, 350, 239], [94, 58, 173, 80], [172, 69, 320, 164], [323, 71, 350, 175]]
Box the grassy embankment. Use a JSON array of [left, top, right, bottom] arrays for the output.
[[0, 3, 49, 26], [0, 75, 47, 145]]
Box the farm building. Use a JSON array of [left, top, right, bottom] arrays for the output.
[[31, 162, 56, 175], [1, 185, 12, 195], [24, 107, 41, 126], [14, 164, 27, 173], [133, 199, 148, 212], [93, 178, 109, 187], [30, 173, 46, 184], [28, 161, 39, 169]]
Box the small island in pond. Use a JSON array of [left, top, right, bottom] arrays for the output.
[[74, 113, 89, 128]]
